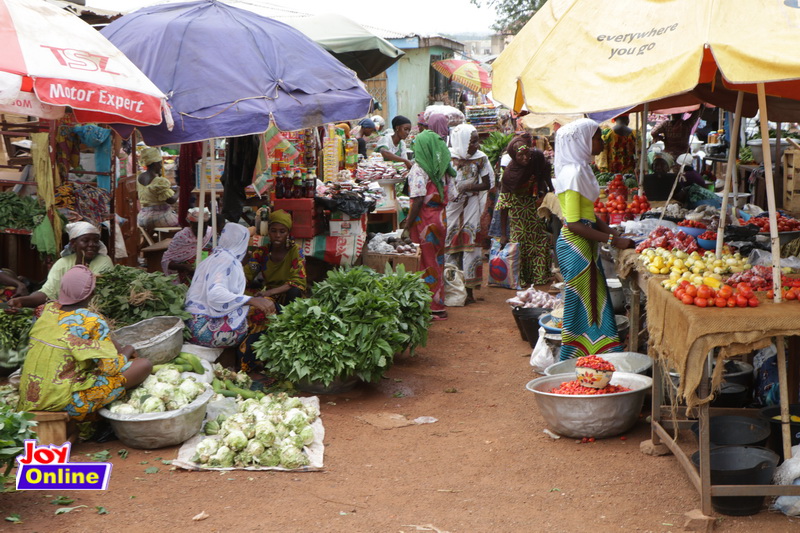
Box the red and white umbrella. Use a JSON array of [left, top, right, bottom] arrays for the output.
[[0, 0, 168, 126]]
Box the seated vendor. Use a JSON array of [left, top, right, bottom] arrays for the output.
[[161, 207, 215, 285], [16, 265, 152, 420], [185, 223, 276, 349], [244, 210, 306, 306], [376, 116, 413, 170], [0, 269, 28, 302], [137, 146, 179, 234], [7, 222, 113, 309], [355, 118, 377, 159]]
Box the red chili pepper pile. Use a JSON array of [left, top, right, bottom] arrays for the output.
[[551, 380, 632, 395], [575, 354, 615, 372]]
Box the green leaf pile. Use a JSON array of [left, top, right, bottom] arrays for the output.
[[0, 405, 37, 485], [480, 131, 514, 168], [0, 308, 34, 371], [92, 266, 190, 328], [253, 265, 431, 386], [0, 192, 45, 231]]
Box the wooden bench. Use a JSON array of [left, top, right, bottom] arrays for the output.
[[141, 238, 172, 274], [31, 411, 77, 446]]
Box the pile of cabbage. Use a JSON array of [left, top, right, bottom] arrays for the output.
[[107, 366, 207, 414], [193, 393, 318, 469]]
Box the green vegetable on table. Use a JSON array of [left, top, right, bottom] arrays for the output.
[[0, 192, 45, 232]]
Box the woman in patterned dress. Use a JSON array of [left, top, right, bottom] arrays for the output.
[[17, 266, 152, 420], [553, 119, 634, 360], [599, 115, 639, 175], [400, 130, 457, 320], [497, 134, 553, 286]]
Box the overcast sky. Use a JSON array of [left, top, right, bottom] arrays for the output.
[[87, 0, 497, 35]]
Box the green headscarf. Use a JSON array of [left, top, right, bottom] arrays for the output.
[[413, 130, 456, 198], [269, 209, 293, 230]]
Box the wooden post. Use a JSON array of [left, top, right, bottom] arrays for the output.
[[757, 83, 792, 460], [716, 92, 743, 256], [195, 140, 209, 265], [640, 105, 648, 187]]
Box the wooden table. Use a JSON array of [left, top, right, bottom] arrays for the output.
[[645, 279, 800, 516]]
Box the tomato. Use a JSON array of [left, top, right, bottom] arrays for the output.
[[767, 289, 775, 299], [697, 285, 712, 299], [695, 297, 708, 308], [727, 297, 737, 308], [715, 297, 727, 308], [681, 294, 695, 305], [685, 285, 698, 298], [718, 286, 733, 299], [787, 290, 797, 301], [738, 288, 754, 300], [679, 280, 691, 288], [735, 294, 748, 307], [748, 297, 759, 307], [675, 288, 686, 300]]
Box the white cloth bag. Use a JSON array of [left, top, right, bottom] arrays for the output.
[[443, 263, 467, 307]]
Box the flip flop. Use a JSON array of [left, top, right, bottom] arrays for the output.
[[431, 314, 448, 321]]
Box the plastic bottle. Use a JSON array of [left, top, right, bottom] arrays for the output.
[[293, 169, 303, 198], [345, 138, 358, 170], [275, 170, 284, 199], [305, 170, 316, 198]]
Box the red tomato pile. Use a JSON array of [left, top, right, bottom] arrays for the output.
[[628, 193, 651, 214], [594, 193, 651, 215], [635, 226, 700, 253], [674, 280, 759, 308], [765, 277, 800, 300], [550, 380, 632, 395], [575, 355, 615, 372], [697, 230, 717, 240], [606, 174, 628, 198], [678, 220, 707, 229], [738, 215, 800, 233]]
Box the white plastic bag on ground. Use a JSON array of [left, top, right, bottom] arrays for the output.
[[530, 327, 555, 372], [443, 263, 467, 307]]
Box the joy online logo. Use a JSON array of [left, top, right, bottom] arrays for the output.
[[15, 440, 112, 490]]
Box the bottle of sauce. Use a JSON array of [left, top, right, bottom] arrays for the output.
[[293, 168, 303, 198], [305, 170, 316, 198], [275, 170, 284, 198]]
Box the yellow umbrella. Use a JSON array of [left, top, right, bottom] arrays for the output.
[[492, 0, 800, 115]]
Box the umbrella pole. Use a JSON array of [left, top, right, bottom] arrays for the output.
[[757, 83, 792, 460], [640, 104, 648, 190], [715, 92, 743, 256], [196, 140, 209, 265], [210, 139, 218, 248]]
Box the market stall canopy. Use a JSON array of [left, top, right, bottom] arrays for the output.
[[432, 59, 492, 94], [0, 0, 167, 125], [492, 0, 800, 115], [100, 0, 373, 145], [286, 13, 404, 80]]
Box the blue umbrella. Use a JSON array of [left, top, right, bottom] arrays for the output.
[[101, 0, 372, 145]]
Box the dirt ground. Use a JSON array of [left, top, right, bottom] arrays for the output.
[[3, 281, 800, 533]]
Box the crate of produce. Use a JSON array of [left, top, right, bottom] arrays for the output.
[[783, 149, 800, 213], [362, 247, 421, 274]]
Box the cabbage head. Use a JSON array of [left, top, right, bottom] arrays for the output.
[[194, 438, 219, 463], [239, 439, 265, 465], [208, 445, 235, 468], [141, 396, 166, 413], [109, 403, 139, 415], [239, 398, 262, 415], [298, 425, 315, 447], [279, 445, 309, 469], [147, 381, 175, 402], [141, 375, 158, 389], [155, 367, 182, 385], [254, 420, 277, 447], [257, 448, 281, 467], [283, 396, 304, 410], [223, 429, 248, 451], [283, 408, 308, 430], [221, 414, 247, 435], [179, 378, 205, 400], [303, 404, 320, 421], [167, 390, 190, 411]]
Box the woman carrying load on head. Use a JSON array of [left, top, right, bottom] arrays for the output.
[[400, 130, 457, 321], [7, 222, 113, 310], [497, 133, 554, 287], [444, 123, 493, 303], [17, 266, 152, 420], [554, 119, 634, 360]]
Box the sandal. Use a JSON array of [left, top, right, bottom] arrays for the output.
[[431, 313, 448, 321]]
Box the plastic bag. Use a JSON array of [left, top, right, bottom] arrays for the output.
[[748, 249, 800, 269], [443, 264, 467, 307], [530, 327, 555, 372], [488, 238, 521, 290], [621, 218, 678, 237]]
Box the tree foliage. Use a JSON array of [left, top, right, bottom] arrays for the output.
[[470, 0, 548, 34]]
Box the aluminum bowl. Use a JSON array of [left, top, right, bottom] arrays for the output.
[[111, 316, 185, 365], [526, 372, 652, 438]]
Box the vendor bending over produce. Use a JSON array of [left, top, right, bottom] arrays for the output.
[[0, 269, 28, 302], [244, 209, 306, 306], [17, 265, 152, 419], [185, 224, 276, 371], [7, 221, 113, 309], [162, 207, 215, 285]]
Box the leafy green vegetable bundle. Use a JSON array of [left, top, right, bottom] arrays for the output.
[[253, 265, 431, 386], [0, 308, 34, 370], [0, 192, 45, 231], [92, 265, 190, 328], [0, 405, 36, 485]]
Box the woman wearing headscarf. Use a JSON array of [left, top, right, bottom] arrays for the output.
[[244, 210, 306, 306], [599, 114, 640, 175], [137, 146, 179, 234], [497, 133, 554, 287], [354, 118, 377, 158], [417, 112, 428, 132], [17, 266, 152, 420], [400, 130, 457, 320], [161, 207, 215, 285], [7, 222, 113, 309], [376, 115, 413, 169], [426, 114, 450, 142], [185, 223, 276, 353], [554, 119, 634, 360], [444, 124, 493, 303]]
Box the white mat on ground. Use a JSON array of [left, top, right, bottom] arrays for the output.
[[180, 343, 224, 363], [173, 396, 324, 472]]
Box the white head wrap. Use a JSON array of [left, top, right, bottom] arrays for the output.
[[186, 207, 211, 222], [185, 223, 252, 329], [449, 124, 482, 160], [61, 221, 108, 258], [553, 118, 601, 201]]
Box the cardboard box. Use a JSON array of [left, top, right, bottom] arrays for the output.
[[362, 247, 421, 274], [195, 160, 225, 191], [329, 216, 366, 237]]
